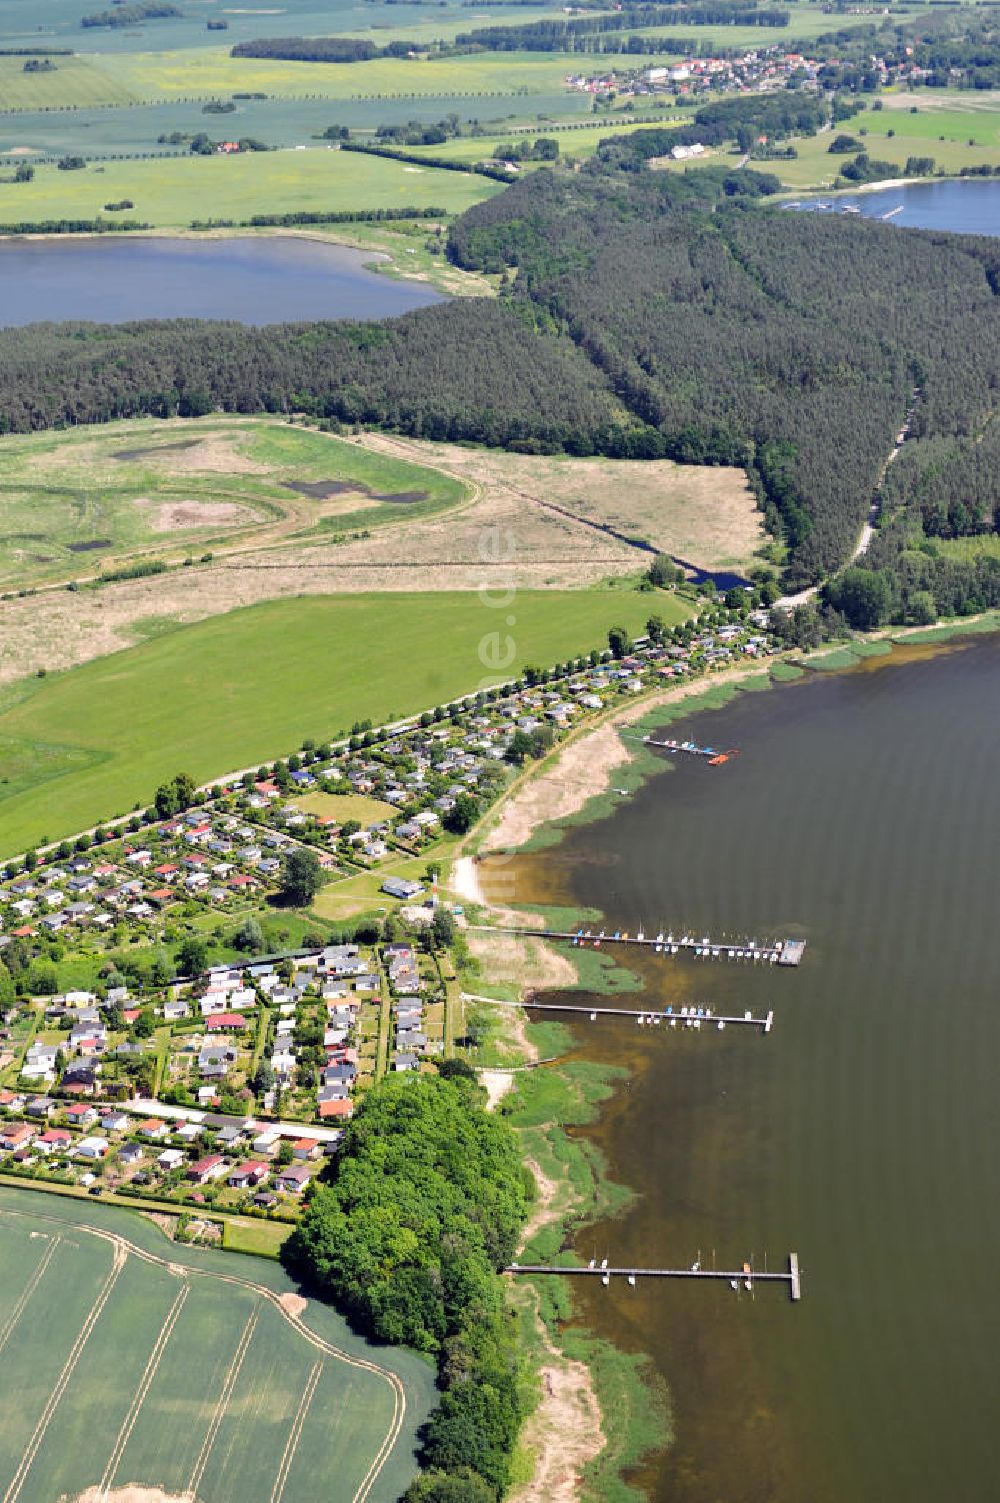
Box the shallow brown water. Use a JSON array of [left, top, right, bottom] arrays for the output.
[[485, 637, 1000, 1503]]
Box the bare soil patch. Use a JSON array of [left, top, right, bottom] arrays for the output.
[[127, 433, 271, 476], [137, 498, 258, 533], [510, 1352, 606, 1503], [70, 1489, 189, 1503], [278, 1291, 308, 1318]]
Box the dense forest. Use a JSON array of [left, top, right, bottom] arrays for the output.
[[0, 134, 998, 607], [448, 158, 1000, 588], [284, 1069, 529, 1501], [0, 300, 633, 451], [231, 35, 416, 62], [81, 2, 180, 27], [449, 4, 788, 54]]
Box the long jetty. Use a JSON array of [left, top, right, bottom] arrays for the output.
[[471, 926, 806, 967], [508, 1252, 802, 1301], [463, 993, 774, 1034], [530, 1000, 774, 1033]]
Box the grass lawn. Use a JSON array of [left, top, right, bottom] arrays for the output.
[[406, 117, 687, 166], [295, 791, 401, 824], [0, 588, 690, 856], [0, 1186, 435, 1503], [222, 1217, 294, 1257], [0, 146, 498, 228]]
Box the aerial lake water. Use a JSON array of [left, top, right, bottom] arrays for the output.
[[486, 634, 1000, 1502], [0, 235, 444, 327], [793, 175, 1000, 234]]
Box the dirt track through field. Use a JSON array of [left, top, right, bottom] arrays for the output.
[[3, 1241, 127, 1503], [187, 1306, 260, 1500], [0, 1232, 60, 1356], [270, 1361, 323, 1503], [97, 1284, 191, 1501]]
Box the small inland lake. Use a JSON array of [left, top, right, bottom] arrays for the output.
[[791, 175, 1000, 233], [0, 234, 444, 327], [483, 633, 1000, 1503]]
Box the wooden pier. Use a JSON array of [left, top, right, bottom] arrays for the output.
[[472, 926, 806, 967], [507, 1253, 802, 1301], [493, 995, 774, 1033]]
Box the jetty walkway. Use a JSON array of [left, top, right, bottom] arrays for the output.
[[511, 1250, 800, 1298], [508, 1253, 802, 1301], [469, 926, 806, 967]]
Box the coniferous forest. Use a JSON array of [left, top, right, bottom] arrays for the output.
[[1, 142, 1000, 613]]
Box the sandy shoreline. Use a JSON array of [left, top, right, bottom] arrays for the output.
[[479, 663, 770, 858]]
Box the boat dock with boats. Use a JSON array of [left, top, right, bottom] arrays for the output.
[[642, 734, 736, 765], [461, 992, 775, 1034], [474, 926, 806, 966], [507, 1252, 803, 1301]]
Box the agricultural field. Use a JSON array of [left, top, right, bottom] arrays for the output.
[[0, 147, 498, 228], [0, 588, 691, 854], [93, 46, 644, 106], [0, 418, 468, 589], [0, 1186, 435, 1503], [0, 55, 137, 110]]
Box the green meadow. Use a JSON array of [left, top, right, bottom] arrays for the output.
[[0, 1186, 435, 1503], [0, 417, 467, 587], [0, 588, 690, 855], [0, 147, 498, 229]]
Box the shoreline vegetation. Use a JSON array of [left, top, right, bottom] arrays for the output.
[[451, 612, 1000, 1502]]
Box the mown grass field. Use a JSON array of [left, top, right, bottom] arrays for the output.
[[0, 1186, 435, 1503], [0, 147, 498, 228], [0, 589, 689, 855], [0, 417, 468, 588]]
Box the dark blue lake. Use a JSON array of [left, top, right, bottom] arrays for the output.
[[790, 176, 1000, 235], [0, 234, 444, 326]]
